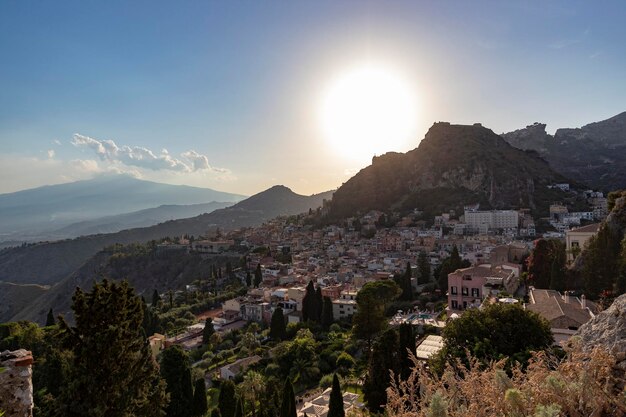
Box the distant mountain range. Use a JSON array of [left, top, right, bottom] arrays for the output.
[[501, 112, 626, 192], [327, 122, 576, 220], [0, 175, 246, 242], [0, 185, 334, 292]]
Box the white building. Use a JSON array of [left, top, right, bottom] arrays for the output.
[[464, 208, 519, 230], [332, 290, 358, 320]]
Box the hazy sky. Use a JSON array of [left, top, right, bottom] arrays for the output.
[[1, 1, 625, 196]]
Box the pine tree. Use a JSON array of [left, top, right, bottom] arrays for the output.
[[218, 380, 236, 417], [192, 378, 208, 417], [254, 264, 262, 288], [321, 296, 334, 328], [279, 378, 296, 417], [46, 308, 55, 326], [55, 279, 167, 417], [161, 345, 194, 417], [202, 318, 215, 345], [327, 374, 345, 417], [270, 307, 287, 341], [152, 289, 160, 307]]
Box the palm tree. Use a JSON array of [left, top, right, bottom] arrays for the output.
[[241, 370, 266, 417]]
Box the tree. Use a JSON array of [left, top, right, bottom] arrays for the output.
[[270, 307, 287, 341], [55, 279, 167, 417], [254, 264, 262, 288], [328, 374, 345, 417], [315, 286, 324, 322], [218, 380, 236, 417], [202, 318, 214, 345], [46, 308, 55, 326], [161, 345, 194, 417], [397, 262, 413, 301], [241, 371, 265, 417], [233, 397, 244, 417], [437, 303, 552, 370], [246, 270, 252, 287], [437, 245, 468, 291], [582, 225, 622, 298], [280, 378, 296, 417], [152, 289, 160, 308], [417, 252, 431, 285], [353, 280, 401, 347], [549, 251, 566, 292], [321, 296, 334, 328], [528, 239, 564, 289], [397, 323, 415, 381], [192, 378, 208, 417], [363, 329, 398, 412], [302, 280, 317, 322]]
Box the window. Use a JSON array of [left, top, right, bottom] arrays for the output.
[[451, 300, 458, 309], [572, 241, 580, 248], [471, 288, 479, 298], [451, 286, 458, 295], [462, 275, 472, 281], [462, 287, 469, 296]]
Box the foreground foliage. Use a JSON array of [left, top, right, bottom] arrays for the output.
[[387, 344, 626, 417]]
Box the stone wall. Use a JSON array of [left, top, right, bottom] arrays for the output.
[[0, 349, 34, 417]]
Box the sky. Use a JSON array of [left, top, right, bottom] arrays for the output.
[[1, 1, 625, 196]]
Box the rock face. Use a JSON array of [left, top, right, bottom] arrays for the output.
[[576, 294, 626, 371], [502, 112, 626, 191], [0, 349, 34, 417], [327, 122, 576, 220]]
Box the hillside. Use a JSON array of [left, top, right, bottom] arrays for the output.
[[501, 112, 626, 191], [0, 175, 245, 241], [0, 282, 49, 323], [327, 122, 575, 220], [0, 185, 333, 287]]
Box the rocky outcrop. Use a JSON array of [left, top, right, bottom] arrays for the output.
[[0, 349, 34, 417], [576, 294, 626, 373], [502, 112, 626, 191]]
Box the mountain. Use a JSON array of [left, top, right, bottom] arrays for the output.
[[0, 175, 245, 240], [501, 112, 626, 191], [327, 122, 577, 220], [3, 201, 233, 244], [0, 185, 333, 288], [0, 281, 49, 323]]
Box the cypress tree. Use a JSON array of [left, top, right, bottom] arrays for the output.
[[280, 378, 296, 417], [233, 397, 244, 417], [203, 318, 215, 345], [302, 280, 316, 322], [417, 252, 431, 285], [45, 308, 55, 326], [218, 380, 236, 417], [152, 289, 160, 307], [328, 374, 345, 417], [246, 270, 252, 287], [254, 264, 262, 288], [192, 378, 209, 417], [397, 323, 415, 381], [400, 262, 413, 300], [363, 329, 398, 412], [55, 279, 167, 417], [161, 345, 194, 417], [315, 286, 323, 321], [270, 307, 287, 341], [321, 296, 334, 328]]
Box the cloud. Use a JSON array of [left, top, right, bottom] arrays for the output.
[[71, 134, 228, 174], [47, 149, 55, 159], [53, 139, 62, 146]]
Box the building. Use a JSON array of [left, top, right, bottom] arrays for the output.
[[526, 289, 596, 345], [447, 265, 518, 311], [464, 208, 519, 230], [415, 335, 444, 360], [332, 290, 358, 320], [190, 239, 235, 254], [298, 387, 363, 417], [565, 223, 600, 262], [219, 355, 261, 381]]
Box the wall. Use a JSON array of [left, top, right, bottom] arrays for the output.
[[0, 349, 34, 417]]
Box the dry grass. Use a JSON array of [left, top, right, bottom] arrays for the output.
[[386, 342, 626, 417]]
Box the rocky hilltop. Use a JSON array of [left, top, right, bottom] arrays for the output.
[[327, 122, 573, 220], [502, 112, 626, 191]]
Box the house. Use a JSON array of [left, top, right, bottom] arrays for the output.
[[298, 387, 363, 417], [565, 223, 600, 262], [219, 355, 261, 381], [447, 265, 518, 311], [332, 290, 358, 320], [525, 289, 596, 345]]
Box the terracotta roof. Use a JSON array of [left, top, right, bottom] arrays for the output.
[[527, 289, 594, 328], [569, 223, 601, 233]]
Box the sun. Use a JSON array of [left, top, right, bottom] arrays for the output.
[[319, 65, 418, 161]]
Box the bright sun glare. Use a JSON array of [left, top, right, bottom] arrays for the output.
[[320, 65, 418, 161]]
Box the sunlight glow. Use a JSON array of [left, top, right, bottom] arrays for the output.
[[319, 65, 418, 161]]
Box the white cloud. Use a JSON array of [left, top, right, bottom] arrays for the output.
[[53, 139, 62, 146], [47, 149, 55, 159], [71, 133, 228, 174]]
